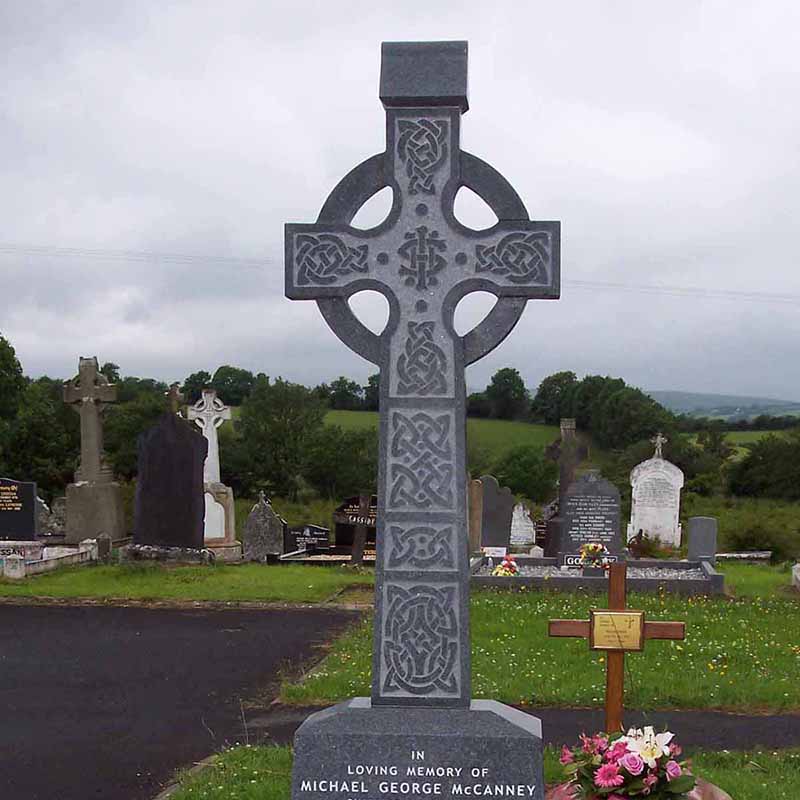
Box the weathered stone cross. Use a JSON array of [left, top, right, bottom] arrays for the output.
[[63, 356, 116, 482], [166, 383, 184, 415], [651, 432, 668, 459], [285, 41, 560, 708], [187, 388, 231, 484]]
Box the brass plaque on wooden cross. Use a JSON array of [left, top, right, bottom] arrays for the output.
[[589, 610, 645, 651]]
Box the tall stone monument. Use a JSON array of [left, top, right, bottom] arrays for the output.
[[63, 357, 126, 544], [285, 41, 559, 800], [188, 388, 240, 561], [479, 474, 514, 552], [626, 432, 684, 547]]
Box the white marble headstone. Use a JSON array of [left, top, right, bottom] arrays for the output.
[[509, 503, 536, 547], [627, 436, 684, 547], [203, 492, 226, 541]]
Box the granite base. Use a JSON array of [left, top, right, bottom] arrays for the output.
[[65, 481, 126, 544], [292, 698, 544, 800], [119, 543, 214, 564]]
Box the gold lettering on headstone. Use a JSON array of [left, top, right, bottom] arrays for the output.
[[0, 485, 23, 512]]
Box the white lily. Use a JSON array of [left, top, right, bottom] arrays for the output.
[[619, 727, 674, 768]]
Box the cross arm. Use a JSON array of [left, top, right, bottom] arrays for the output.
[[465, 221, 560, 298], [63, 381, 117, 405], [285, 223, 379, 300], [644, 621, 686, 641]]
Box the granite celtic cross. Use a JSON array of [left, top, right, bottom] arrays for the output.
[[285, 41, 560, 708], [63, 356, 116, 483]]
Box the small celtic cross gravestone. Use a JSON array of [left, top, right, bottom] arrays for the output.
[[187, 388, 231, 484], [63, 356, 116, 483], [286, 41, 560, 708]]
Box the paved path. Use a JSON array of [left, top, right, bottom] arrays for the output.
[[0, 604, 358, 800], [251, 703, 800, 752]]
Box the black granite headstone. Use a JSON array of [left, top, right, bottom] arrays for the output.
[[333, 494, 377, 553], [559, 471, 622, 565], [285, 524, 331, 553], [479, 475, 514, 549], [133, 413, 206, 549], [0, 477, 38, 540]]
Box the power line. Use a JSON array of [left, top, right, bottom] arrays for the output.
[[1, 242, 798, 306]]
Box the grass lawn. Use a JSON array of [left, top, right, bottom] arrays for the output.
[[281, 590, 800, 712], [326, 410, 558, 462], [0, 563, 372, 603], [718, 562, 796, 598], [166, 744, 800, 800]]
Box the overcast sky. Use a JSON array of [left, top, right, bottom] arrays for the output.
[[2, 1, 799, 400]]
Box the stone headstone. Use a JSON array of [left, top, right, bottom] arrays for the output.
[[0, 478, 38, 541], [479, 475, 514, 550], [285, 524, 330, 554], [510, 502, 536, 547], [133, 413, 206, 549], [188, 389, 240, 559], [626, 433, 684, 547], [687, 516, 718, 564], [285, 40, 558, 800], [63, 356, 126, 544], [243, 492, 288, 561], [560, 471, 622, 566], [333, 495, 377, 558], [792, 563, 800, 591], [546, 418, 586, 507]]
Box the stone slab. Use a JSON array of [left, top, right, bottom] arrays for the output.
[[133, 413, 206, 549], [792, 563, 800, 591], [560, 471, 621, 557], [243, 494, 288, 561], [479, 475, 514, 549], [291, 698, 544, 800], [627, 454, 684, 547], [65, 481, 126, 544], [510, 503, 536, 547], [0, 477, 38, 540], [687, 516, 718, 564], [0, 541, 44, 561]]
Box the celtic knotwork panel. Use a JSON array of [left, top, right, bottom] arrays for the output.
[[386, 525, 455, 570], [382, 583, 459, 695], [475, 231, 551, 285], [389, 411, 454, 509], [295, 233, 369, 286], [397, 119, 449, 195], [397, 225, 447, 291], [397, 321, 448, 396]]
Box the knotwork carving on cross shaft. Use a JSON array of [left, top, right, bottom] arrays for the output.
[[387, 525, 455, 570], [389, 411, 454, 509], [397, 322, 448, 396], [397, 119, 449, 195], [382, 583, 459, 695]]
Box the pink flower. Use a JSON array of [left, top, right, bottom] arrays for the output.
[[619, 751, 645, 776], [669, 743, 683, 757], [560, 745, 574, 764], [592, 735, 609, 753], [665, 760, 682, 780], [608, 796, 626, 800], [644, 773, 658, 787], [580, 733, 595, 753], [595, 763, 624, 788], [605, 740, 629, 762]]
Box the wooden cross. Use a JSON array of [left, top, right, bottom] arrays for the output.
[[548, 563, 685, 732]]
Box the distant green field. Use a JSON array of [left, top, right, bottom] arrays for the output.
[[325, 410, 558, 461], [725, 429, 791, 445]]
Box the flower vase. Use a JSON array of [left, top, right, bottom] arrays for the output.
[[582, 566, 605, 577]]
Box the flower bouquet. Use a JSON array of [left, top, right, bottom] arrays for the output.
[[559, 727, 696, 799], [579, 543, 612, 575], [491, 555, 519, 577]]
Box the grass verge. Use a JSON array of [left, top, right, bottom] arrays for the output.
[[281, 590, 800, 712], [0, 563, 373, 603], [166, 745, 800, 800]]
